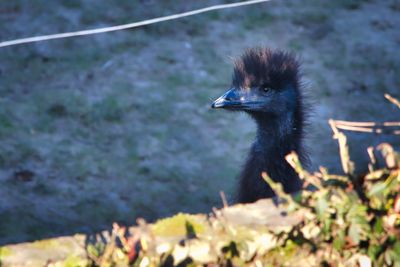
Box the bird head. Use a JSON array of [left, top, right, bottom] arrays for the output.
[[211, 47, 301, 117]]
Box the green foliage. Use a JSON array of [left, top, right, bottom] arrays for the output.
[[151, 213, 206, 237], [85, 138, 400, 266], [0, 247, 12, 258], [63, 255, 88, 267]]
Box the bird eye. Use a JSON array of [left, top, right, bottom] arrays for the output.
[[261, 85, 271, 93]]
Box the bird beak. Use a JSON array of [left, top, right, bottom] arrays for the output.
[[211, 88, 243, 109]]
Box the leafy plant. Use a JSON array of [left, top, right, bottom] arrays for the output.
[[84, 95, 400, 266], [83, 142, 399, 266]]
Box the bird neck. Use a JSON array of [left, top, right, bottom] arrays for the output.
[[238, 110, 304, 203], [252, 111, 301, 158]]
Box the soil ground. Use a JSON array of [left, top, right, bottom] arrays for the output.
[[0, 0, 399, 245]]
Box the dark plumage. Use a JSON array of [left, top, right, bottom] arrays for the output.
[[211, 47, 308, 203]]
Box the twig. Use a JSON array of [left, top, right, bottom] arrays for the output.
[[220, 191, 228, 208], [329, 119, 355, 175], [384, 94, 400, 109], [333, 120, 400, 127], [367, 146, 376, 172], [331, 120, 400, 135], [333, 124, 400, 135]]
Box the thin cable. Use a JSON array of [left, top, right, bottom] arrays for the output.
[[0, 0, 271, 48]]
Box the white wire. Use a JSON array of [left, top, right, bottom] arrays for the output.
[[0, 0, 271, 48]]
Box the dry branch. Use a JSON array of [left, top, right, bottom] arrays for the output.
[[385, 93, 400, 109], [330, 120, 400, 135]]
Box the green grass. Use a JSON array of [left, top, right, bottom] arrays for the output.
[[292, 11, 329, 28], [288, 38, 305, 52], [1, 0, 399, 246], [242, 10, 276, 30], [334, 0, 367, 10]]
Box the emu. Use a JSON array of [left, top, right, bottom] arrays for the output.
[[211, 47, 308, 203]]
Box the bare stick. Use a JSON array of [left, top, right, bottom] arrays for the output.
[[220, 191, 228, 208], [334, 125, 400, 135], [329, 120, 355, 175], [334, 120, 400, 127], [385, 94, 400, 109], [331, 120, 400, 135]]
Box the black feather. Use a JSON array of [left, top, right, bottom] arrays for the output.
[[214, 47, 310, 203]]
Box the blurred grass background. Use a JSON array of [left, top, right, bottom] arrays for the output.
[[0, 0, 399, 244]]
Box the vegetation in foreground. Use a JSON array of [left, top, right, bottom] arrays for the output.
[[82, 98, 400, 267], [1, 0, 399, 244], [0, 101, 399, 266]]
